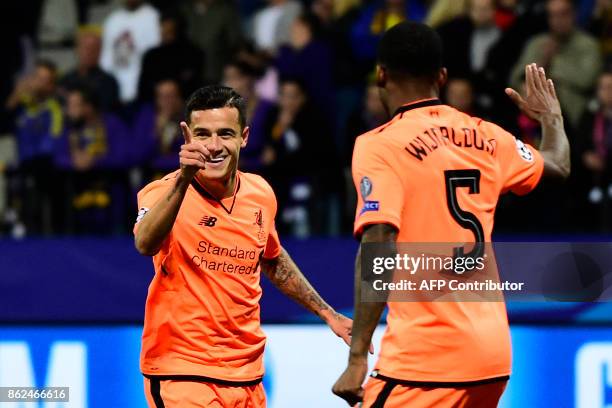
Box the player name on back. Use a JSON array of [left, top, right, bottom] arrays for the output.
[[404, 126, 495, 162]]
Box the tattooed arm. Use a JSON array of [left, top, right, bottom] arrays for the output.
[[261, 248, 354, 345]]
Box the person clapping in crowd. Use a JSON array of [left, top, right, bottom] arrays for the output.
[[6, 60, 63, 234]]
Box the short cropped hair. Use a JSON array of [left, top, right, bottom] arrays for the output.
[[185, 85, 246, 129], [377, 21, 444, 83]]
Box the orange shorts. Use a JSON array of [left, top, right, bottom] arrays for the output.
[[361, 375, 507, 408], [143, 376, 266, 408]]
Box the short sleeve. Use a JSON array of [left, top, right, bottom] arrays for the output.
[[133, 180, 170, 235], [264, 226, 282, 259], [263, 181, 282, 259], [352, 136, 404, 238], [489, 122, 544, 195]]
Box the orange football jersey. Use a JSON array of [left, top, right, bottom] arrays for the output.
[[135, 170, 281, 382], [353, 99, 543, 382]]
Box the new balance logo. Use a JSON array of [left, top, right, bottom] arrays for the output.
[[198, 216, 218, 227]]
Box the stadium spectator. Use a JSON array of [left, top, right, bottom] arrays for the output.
[[275, 13, 335, 116], [444, 77, 484, 117], [60, 86, 127, 171], [252, 0, 302, 54], [133, 79, 184, 178], [350, 0, 427, 64], [36, 0, 79, 73], [311, 0, 334, 26], [425, 0, 469, 28], [223, 59, 274, 173], [181, 0, 242, 84], [59, 25, 120, 112], [262, 79, 340, 236], [57, 85, 129, 233], [137, 11, 203, 103], [100, 0, 160, 103], [7, 60, 63, 168], [6, 60, 63, 234], [510, 0, 602, 128], [495, 0, 519, 30], [437, 0, 511, 120], [333, 0, 362, 18], [588, 0, 612, 65], [345, 83, 388, 166], [575, 71, 612, 231], [313, 0, 366, 150], [484, 0, 548, 128], [437, 0, 501, 80]]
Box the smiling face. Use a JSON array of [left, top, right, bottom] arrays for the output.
[[188, 107, 249, 183]]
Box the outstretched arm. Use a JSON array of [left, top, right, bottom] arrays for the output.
[[333, 223, 397, 406], [261, 247, 353, 345], [505, 63, 571, 180], [135, 122, 210, 256]]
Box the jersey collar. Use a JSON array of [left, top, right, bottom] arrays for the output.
[[190, 172, 241, 215], [393, 98, 442, 118]]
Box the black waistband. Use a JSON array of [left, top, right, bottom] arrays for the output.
[[370, 371, 509, 388], [143, 374, 262, 387]]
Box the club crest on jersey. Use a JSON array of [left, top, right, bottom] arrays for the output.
[[359, 176, 379, 215], [198, 215, 217, 227], [136, 207, 149, 223], [515, 138, 534, 162], [254, 208, 266, 242]]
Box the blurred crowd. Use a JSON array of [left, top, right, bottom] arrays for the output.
[[2, 0, 612, 237]]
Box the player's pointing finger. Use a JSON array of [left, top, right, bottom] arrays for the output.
[[180, 121, 193, 144]]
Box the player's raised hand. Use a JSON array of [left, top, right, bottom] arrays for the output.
[[332, 361, 368, 406], [505, 63, 562, 123], [179, 121, 211, 179]]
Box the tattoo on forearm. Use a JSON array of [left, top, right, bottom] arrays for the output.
[[262, 249, 330, 316]]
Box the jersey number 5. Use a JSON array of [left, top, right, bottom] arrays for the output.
[[444, 169, 484, 261]]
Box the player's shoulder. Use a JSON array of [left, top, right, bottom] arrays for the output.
[[475, 117, 514, 142], [137, 170, 180, 197], [354, 118, 401, 151], [239, 171, 276, 199]]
